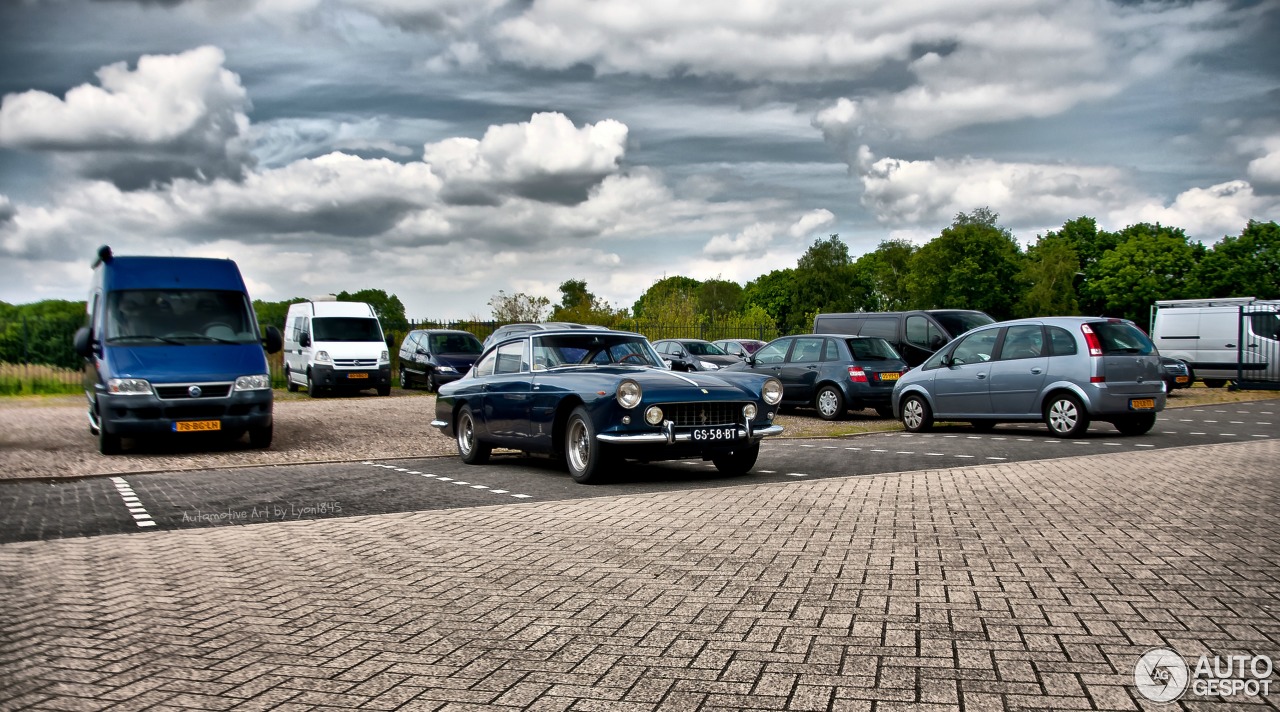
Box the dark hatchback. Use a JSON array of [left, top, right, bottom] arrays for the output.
[[725, 334, 908, 420], [397, 329, 483, 392], [651, 338, 743, 371]]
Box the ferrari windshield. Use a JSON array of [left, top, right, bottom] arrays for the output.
[[532, 333, 664, 369]]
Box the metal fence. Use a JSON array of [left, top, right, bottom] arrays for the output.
[[0, 317, 782, 395]]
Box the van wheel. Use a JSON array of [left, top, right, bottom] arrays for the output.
[[98, 419, 122, 456], [377, 385, 391, 397], [900, 394, 933, 433], [456, 406, 491, 465], [1202, 379, 1226, 389], [285, 366, 298, 392], [814, 385, 845, 421], [248, 424, 273, 449], [307, 371, 323, 398], [1044, 393, 1089, 438], [1114, 414, 1156, 436]]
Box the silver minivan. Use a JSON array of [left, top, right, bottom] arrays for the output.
[[892, 317, 1166, 437]]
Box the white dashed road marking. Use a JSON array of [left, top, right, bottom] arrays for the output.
[[110, 476, 156, 528], [365, 462, 533, 500]]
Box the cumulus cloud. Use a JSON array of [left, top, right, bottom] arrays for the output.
[[423, 112, 629, 205], [1246, 136, 1280, 194], [854, 146, 1280, 243], [702, 209, 835, 260], [0, 46, 253, 189]]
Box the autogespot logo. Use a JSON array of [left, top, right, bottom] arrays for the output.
[[1136, 648, 1190, 703]]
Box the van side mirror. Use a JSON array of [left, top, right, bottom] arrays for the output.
[[299, 333, 311, 348], [263, 326, 283, 354], [73, 326, 95, 358]]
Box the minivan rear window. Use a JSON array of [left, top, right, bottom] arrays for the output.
[[1087, 321, 1155, 355]]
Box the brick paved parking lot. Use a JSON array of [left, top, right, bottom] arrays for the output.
[[1, 440, 1277, 711]]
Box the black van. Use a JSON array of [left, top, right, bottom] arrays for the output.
[[812, 310, 994, 366]]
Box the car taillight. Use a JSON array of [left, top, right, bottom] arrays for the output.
[[848, 366, 868, 383], [1081, 324, 1103, 357]]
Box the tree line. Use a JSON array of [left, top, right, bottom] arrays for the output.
[[2, 212, 1276, 369]]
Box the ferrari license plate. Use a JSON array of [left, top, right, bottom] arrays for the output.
[[348, 373, 369, 379], [879, 372, 900, 382], [174, 420, 220, 433], [690, 426, 739, 442], [1130, 399, 1156, 410]]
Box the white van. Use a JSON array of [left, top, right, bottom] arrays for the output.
[[283, 299, 392, 396], [1151, 297, 1280, 388]]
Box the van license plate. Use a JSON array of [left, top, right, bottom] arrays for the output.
[[1175, 376, 1189, 384], [174, 420, 220, 433], [691, 426, 738, 442], [348, 373, 369, 379], [1129, 399, 1155, 410], [879, 372, 900, 382]]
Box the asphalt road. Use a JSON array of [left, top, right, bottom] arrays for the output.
[[1, 401, 1273, 544]]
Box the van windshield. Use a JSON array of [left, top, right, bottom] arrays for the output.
[[313, 317, 384, 342], [932, 311, 995, 337], [105, 290, 258, 344]]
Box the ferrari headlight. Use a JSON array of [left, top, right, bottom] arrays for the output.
[[762, 378, 783, 405], [645, 406, 665, 425], [107, 378, 151, 395], [617, 379, 642, 409], [743, 403, 758, 420]]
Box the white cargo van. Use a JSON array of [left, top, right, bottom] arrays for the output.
[[283, 299, 392, 396], [1151, 297, 1280, 387]]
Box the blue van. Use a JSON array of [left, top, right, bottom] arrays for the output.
[[73, 246, 283, 455]]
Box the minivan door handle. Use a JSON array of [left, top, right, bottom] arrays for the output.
[[976, 373, 987, 379], [1225, 343, 1236, 348], [1030, 368, 1043, 374]]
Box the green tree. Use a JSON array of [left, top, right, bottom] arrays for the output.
[[488, 290, 550, 322], [253, 298, 307, 334], [1187, 220, 1280, 299], [631, 276, 701, 320], [696, 278, 744, 319], [1042, 216, 1117, 315], [788, 234, 867, 332], [853, 239, 916, 311], [1015, 235, 1081, 317], [906, 209, 1025, 319], [336, 288, 408, 330], [742, 269, 800, 334], [1089, 223, 1204, 324], [550, 279, 626, 327], [0, 299, 87, 369]]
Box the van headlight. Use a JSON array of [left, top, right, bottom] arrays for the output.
[[314, 350, 332, 364], [762, 378, 783, 405], [379, 350, 390, 363], [617, 379, 642, 409], [107, 378, 151, 395], [234, 375, 271, 391]]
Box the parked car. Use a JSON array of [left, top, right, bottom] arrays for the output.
[[813, 309, 994, 366], [712, 339, 767, 359], [1159, 356, 1194, 391], [432, 329, 785, 483], [724, 334, 907, 420], [1151, 297, 1279, 388], [651, 338, 741, 371], [892, 317, 1166, 437], [482, 321, 608, 350], [283, 299, 391, 397], [398, 329, 483, 392]]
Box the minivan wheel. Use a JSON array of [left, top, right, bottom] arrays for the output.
[[900, 394, 933, 433], [456, 406, 491, 465], [1044, 393, 1089, 438], [970, 420, 997, 433], [425, 372, 438, 393], [1114, 414, 1157, 436], [815, 385, 845, 421], [398, 368, 411, 390]]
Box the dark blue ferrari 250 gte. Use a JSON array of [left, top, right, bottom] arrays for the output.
[[431, 329, 785, 483]]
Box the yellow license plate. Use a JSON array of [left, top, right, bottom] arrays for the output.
[[348, 373, 369, 379], [1130, 399, 1155, 410], [1175, 376, 1189, 383], [174, 420, 221, 433], [879, 372, 900, 381]]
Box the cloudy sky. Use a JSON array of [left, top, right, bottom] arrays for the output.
[[1, 0, 1278, 319]]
